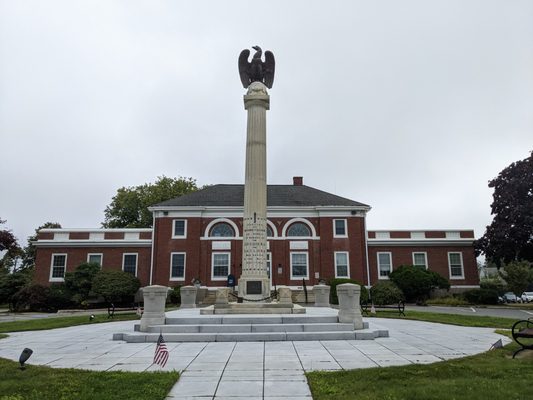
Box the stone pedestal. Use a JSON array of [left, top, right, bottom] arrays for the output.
[[215, 288, 231, 305], [314, 284, 330, 307], [180, 286, 197, 309], [238, 82, 271, 300], [140, 285, 168, 332], [278, 287, 292, 305], [337, 283, 364, 329]]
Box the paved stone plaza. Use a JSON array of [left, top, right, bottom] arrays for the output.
[[0, 308, 510, 399]]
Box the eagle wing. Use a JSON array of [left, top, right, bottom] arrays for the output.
[[263, 50, 275, 89], [238, 49, 251, 88]]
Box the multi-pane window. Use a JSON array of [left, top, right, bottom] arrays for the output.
[[334, 219, 347, 237], [335, 252, 349, 278], [173, 220, 186, 238], [290, 252, 309, 279], [377, 252, 392, 278], [448, 252, 464, 278], [212, 253, 230, 279], [210, 223, 235, 237], [170, 253, 186, 280], [87, 253, 102, 266], [123, 253, 138, 276], [412, 252, 427, 269], [50, 254, 67, 280], [287, 223, 311, 237]]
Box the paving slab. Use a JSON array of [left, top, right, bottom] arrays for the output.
[[0, 306, 512, 400]]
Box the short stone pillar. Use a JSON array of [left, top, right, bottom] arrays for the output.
[[314, 284, 330, 307], [215, 288, 231, 305], [140, 285, 168, 332], [278, 287, 292, 305], [337, 283, 364, 329], [180, 286, 197, 309]]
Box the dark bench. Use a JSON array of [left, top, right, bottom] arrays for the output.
[[107, 303, 141, 318], [512, 319, 533, 358], [361, 301, 405, 317]]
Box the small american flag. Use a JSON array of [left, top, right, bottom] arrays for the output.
[[153, 333, 169, 367]]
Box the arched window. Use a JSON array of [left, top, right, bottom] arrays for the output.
[[287, 222, 311, 237], [210, 223, 235, 237], [267, 225, 274, 237]]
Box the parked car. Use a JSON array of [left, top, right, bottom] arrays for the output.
[[521, 292, 533, 303], [502, 292, 519, 303]]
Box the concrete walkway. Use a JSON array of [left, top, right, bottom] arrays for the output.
[[0, 308, 510, 399]]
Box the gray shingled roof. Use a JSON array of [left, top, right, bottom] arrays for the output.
[[154, 184, 369, 208]]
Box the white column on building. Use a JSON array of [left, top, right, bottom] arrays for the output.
[[238, 81, 271, 299]]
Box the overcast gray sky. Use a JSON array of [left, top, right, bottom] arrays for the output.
[[1, 1, 532, 248]]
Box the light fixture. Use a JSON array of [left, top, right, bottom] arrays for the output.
[[19, 348, 33, 370]]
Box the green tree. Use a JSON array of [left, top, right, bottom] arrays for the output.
[[0, 270, 32, 308], [91, 270, 140, 303], [498, 260, 533, 295], [475, 151, 533, 266], [389, 265, 450, 303], [0, 218, 22, 272], [102, 176, 199, 228], [21, 222, 62, 269], [64, 262, 101, 305]]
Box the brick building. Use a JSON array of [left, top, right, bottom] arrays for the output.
[[34, 177, 479, 290]]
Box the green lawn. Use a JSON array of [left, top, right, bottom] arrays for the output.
[[0, 357, 179, 400], [0, 313, 139, 334], [308, 311, 529, 400], [368, 309, 516, 329]]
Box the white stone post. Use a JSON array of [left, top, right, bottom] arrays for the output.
[[180, 286, 198, 309], [337, 283, 364, 329], [140, 285, 168, 332], [238, 82, 271, 300], [314, 284, 330, 307], [278, 287, 292, 305], [215, 288, 231, 305]]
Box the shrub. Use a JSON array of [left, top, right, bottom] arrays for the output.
[[169, 286, 181, 304], [369, 281, 404, 305], [64, 262, 101, 304], [91, 270, 140, 304], [480, 277, 507, 295], [328, 278, 368, 305], [389, 265, 450, 303], [462, 288, 499, 305], [48, 283, 75, 310], [0, 271, 32, 308], [426, 296, 469, 306], [11, 283, 74, 312]]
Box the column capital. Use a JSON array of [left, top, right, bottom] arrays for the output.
[[244, 82, 270, 110]]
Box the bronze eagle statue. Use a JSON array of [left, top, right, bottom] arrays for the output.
[[238, 46, 275, 89]]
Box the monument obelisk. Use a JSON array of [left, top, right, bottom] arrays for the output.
[[237, 46, 275, 299]]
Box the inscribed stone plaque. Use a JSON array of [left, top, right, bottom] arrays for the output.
[[247, 281, 262, 295]]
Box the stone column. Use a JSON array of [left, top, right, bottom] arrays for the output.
[[337, 283, 364, 329], [180, 286, 198, 309], [238, 82, 271, 300], [140, 285, 168, 332], [215, 288, 231, 305], [314, 284, 330, 307], [278, 287, 292, 305]]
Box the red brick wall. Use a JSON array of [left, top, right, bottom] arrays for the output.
[[367, 245, 479, 286], [34, 246, 152, 286]]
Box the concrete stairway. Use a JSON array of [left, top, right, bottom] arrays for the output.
[[113, 314, 389, 343]]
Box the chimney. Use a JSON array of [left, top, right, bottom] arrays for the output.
[[293, 176, 303, 186]]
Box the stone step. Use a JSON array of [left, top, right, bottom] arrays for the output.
[[146, 323, 357, 334], [164, 315, 339, 325], [114, 328, 388, 343]]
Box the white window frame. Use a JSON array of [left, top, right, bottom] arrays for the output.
[[334, 251, 350, 278], [49, 253, 67, 282], [87, 253, 103, 266], [169, 252, 186, 281], [290, 251, 309, 280], [333, 219, 348, 238], [412, 252, 428, 269], [448, 252, 464, 279], [211, 252, 231, 281], [377, 252, 392, 279], [122, 253, 138, 276], [172, 219, 187, 239]]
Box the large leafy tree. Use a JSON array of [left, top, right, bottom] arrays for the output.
[[102, 176, 199, 228], [0, 218, 22, 272], [21, 221, 62, 269], [475, 151, 533, 266]]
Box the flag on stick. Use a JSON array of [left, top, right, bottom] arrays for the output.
[[489, 338, 503, 350], [153, 333, 169, 367]]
